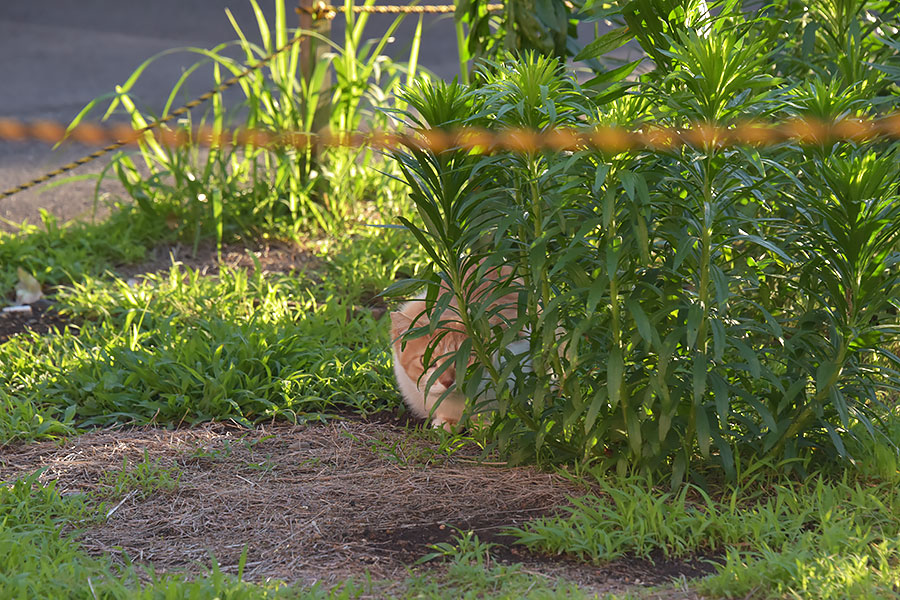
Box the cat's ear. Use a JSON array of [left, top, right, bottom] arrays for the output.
[[390, 308, 412, 341]]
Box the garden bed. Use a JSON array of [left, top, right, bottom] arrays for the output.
[[0, 419, 714, 596]]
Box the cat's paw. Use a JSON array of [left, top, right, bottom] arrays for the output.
[[431, 416, 458, 433]]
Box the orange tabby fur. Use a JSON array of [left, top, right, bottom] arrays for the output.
[[390, 264, 520, 430]]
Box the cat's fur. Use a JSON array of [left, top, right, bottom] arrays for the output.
[[390, 264, 521, 430]]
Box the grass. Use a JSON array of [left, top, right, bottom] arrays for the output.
[[6, 209, 900, 599], [3, 180, 900, 600], [358, 427, 475, 467], [4, 0, 900, 597], [400, 562, 595, 599], [0, 223, 426, 444], [0, 205, 172, 298], [97, 449, 182, 500], [0, 472, 109, 598], [67, 0, 420, 248], [508, 472, 900, 599]]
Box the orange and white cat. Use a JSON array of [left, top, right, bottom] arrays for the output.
[[390, 264, 523, 430], [390, 294, 470, 429]]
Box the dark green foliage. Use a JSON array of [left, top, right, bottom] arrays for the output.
[[760, 0, 900, 93], [456, 0, 576, 62], [453, 0, 628, 83], [392, 1, 900, 480]]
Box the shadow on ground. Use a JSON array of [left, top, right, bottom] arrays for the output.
[[1, 420, 716, 597]]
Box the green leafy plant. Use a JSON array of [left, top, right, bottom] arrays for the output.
[[454, 0, 619, 84], [455, 0, 573, 66], [508, 473, 900, 599], [0, 228, 420, 442], [390, 1, 900, 481], [761, 0, 900, 93], [0, 208, 168, 302], [65, 0, 423, 244], [418, 529, 497, 567]]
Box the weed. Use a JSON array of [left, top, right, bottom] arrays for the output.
[[245, 459, 277, 472], [702, 543, 900, 600], [419, 529, 498, 567], [97, 450, 182, 500], [358, 425, 474, 467], [0, 262, 400, 439], [507, 471, 900, 599], [362, 432, 438, 466], [0, 471, 114, 597], [402, 559, 592, 599], [0, 223, 420, 444]]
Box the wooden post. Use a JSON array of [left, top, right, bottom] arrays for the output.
[[297, 0, 333, 132], [298, 0, 314, 83], [297, 0, 332, 86]]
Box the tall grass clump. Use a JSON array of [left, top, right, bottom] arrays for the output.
[[66, 0, 424, 245], [390, 0, 900, 481]]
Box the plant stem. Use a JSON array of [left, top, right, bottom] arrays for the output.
[[529, 170, 555, 417], [455, 15, 470, 85], [765, 341, 849, 461], [696, 155, 714, 354]]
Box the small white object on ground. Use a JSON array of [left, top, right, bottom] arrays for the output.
[[2, 305, 33, 314]]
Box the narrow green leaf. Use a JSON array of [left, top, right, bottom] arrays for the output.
[[625, 298, 652, 343], [584, 59, 642, 89], [658, 407, 672, 443], [574, 26, 634, 61], [625, 406, 642, 457], [584, 387, 607, 434], [671, 450, 686, 488], [823, 422, 847, 457], [686, 304, 702, 349], [695, 407, 711, 458], [692, 355, 707, 405]]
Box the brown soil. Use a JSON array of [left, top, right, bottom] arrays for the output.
[[115, 239, 322, 280], [0, 298, 77, 343], [0, 419, 716, 597]]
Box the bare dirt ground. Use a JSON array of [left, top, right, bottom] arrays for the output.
[[0, 420, 715, 597], [113, 239, 323, 280], [0, 298, 74, 343]]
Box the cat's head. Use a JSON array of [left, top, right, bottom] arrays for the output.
[[390, 298, 465, 393]]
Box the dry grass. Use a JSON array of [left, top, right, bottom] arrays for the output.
[[0, 418, 712, 596]]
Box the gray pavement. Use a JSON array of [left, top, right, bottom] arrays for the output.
[[0, 1, 639, 229]]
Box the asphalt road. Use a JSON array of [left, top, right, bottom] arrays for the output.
[[0, 1, 639, 229]]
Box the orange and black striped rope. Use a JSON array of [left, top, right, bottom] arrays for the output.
[[297, 2, 504, 20], [3, 117, 900, 154]]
